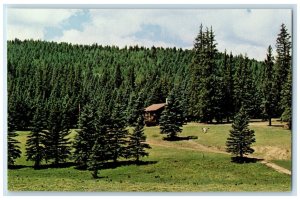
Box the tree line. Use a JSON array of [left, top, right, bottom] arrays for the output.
[[7, 23, 292, 175]]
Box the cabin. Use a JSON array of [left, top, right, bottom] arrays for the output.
[[144, 103, 166, 126]]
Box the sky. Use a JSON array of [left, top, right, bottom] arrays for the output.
[[6, 8, 292, 61]]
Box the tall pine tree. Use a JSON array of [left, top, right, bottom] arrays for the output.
[[261, 45, 276, 126], [188, 25, 219, 123], [274, 23, 292, 116]]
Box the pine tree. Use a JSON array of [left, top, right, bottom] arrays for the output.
[[107, 103, 129, 163], [73, 103, 97, 168], [188, 26, 219, 123], [88, 127, 110, 179], [274, 24, 292, 116], [280, 67, 292, 129], [187, 24, 204, 121], [87, 103, 113, 178], [223, 51, 234, 122], [226, 106, 256, 158], [127, 96, 151, 163], [26, 104, 47, 169], [261, 45, 276, 126], [7, 113, 21, 166], [44, 99, 71, 166], [160, 89, 184, 140]]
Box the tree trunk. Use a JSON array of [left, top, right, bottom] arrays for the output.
[[34, 159, 40, 169], [268, 117, 272, 126], [239, 151, 243, 158], [92, 168, 98, 179]]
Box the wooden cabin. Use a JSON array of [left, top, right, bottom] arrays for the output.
[[144, 103, 166, 126]]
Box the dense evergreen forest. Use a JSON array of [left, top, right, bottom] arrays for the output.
[[7, 24, 292, 173]]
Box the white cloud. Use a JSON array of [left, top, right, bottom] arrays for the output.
[[7, 9, 79, 40]]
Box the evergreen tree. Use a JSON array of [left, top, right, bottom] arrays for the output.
[[261, 45, 276, 126], [187, 24, 204, 121], [280, 67, 292, 129], [44, 99, 71, 166], [274, 23, 292, 115], [188, 26, 219, 123], [26, 104, 47, 169], [7, 113, 21, 166], [88, 127, 110, 179], [223, 51, 234, 122], [127, 96, 151, 163], [199, 27, 219, 123], [107, 103, 129, 163], [73, 103, 97, 168], [87, 101, 113, 178], [160, 89, 184, 140], [226, 106, 256, 158]]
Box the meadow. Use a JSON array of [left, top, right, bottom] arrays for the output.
[[7, 121, 292, 192]]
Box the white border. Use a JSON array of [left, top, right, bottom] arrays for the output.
[[1, 0, 299, 200]]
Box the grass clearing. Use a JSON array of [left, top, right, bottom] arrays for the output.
[[8, 122, 292, 192]]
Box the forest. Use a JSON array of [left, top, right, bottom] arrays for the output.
[[7, 24, 292, 177]]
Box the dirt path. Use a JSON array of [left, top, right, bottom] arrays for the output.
[[260, 160, 291, 175], [148, 139, 291, 175]]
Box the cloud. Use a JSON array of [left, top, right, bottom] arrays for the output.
[[7, 8, 79, 40], [6, 8, 292, 61]]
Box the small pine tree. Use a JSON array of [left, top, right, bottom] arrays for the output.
[[7, 114, 21, 166], [127, 96, 151, 163], [160, 90, 184, 140], [226, 106, 256, 158], [26, 105, 47, 169]]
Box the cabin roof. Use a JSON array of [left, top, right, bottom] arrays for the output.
[[145, 103, 166, 112]]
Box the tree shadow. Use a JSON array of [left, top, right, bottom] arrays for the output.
[[9, 160, 158, 171], [37, 162, 77, 169], [163, 136, 198, 141], [91, 175, 107, 179], [231, 156, 264, 164], [9, 162, 77, 170], [8, 165, 29, 169]]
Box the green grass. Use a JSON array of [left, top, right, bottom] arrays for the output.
[[272, 160, 292, 171], [8, 122, 292, 192]]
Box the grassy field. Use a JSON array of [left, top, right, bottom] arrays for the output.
[[8, 121, 292, 192]]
